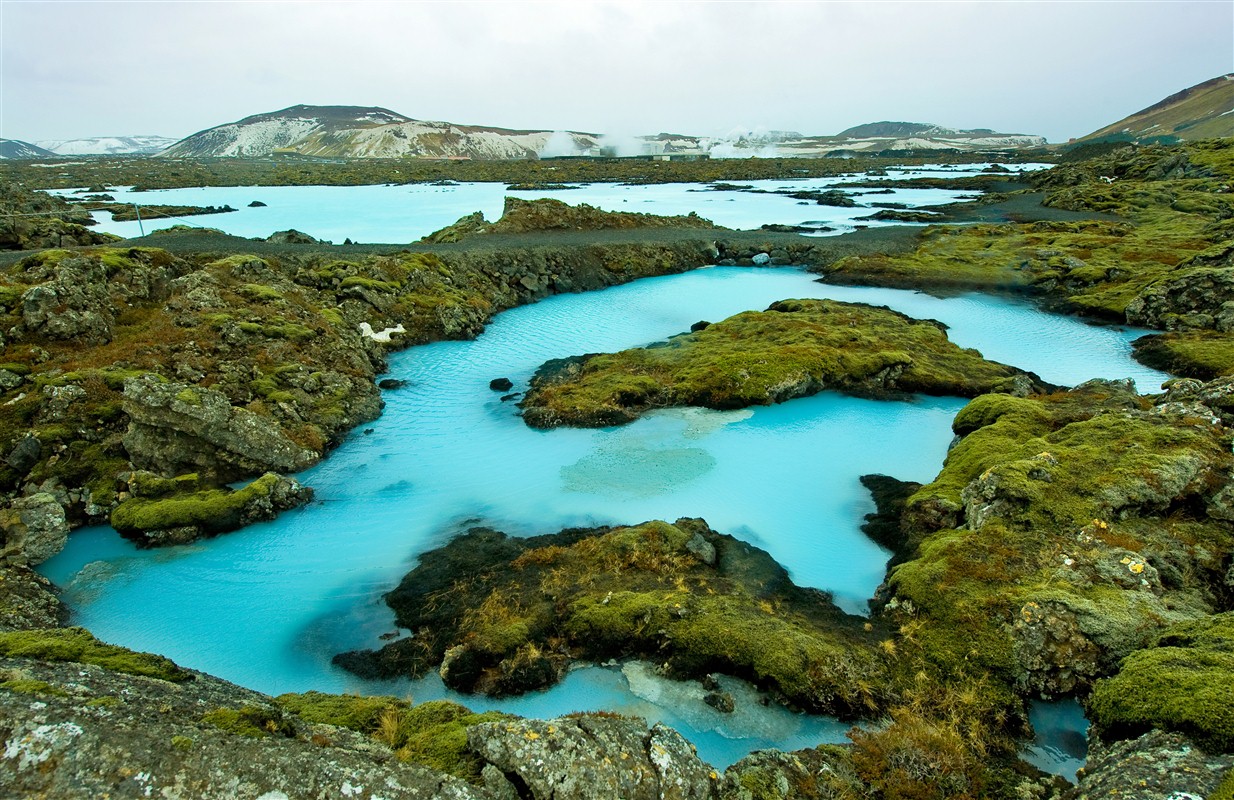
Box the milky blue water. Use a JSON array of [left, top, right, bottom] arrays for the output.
[[1024, 700, 1089, 783], [53, 162, 1051, 243], [38, 262, 1163, 769]]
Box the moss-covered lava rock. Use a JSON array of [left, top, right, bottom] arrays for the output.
[[423, 197, 720, 243], [1088, 612, 1234, 752], [335, 518, 888, 717], [520, 299, 1048, 428], [882, 377, 1234, 699]]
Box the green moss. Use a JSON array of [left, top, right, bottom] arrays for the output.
[[110, 473, 281, 535], [0, 284, 30, 310], [237, 283, 283, 303], [274, 690, 410, 733], [1089, 613, 1234, 751], [87, 695, 120, 707], [0, 678, 69, 697], [170, 735, 193, 751], [522, 299, 1031, 427], [175, 388, 201, 406], [1134, 331, 1234, 379], [339, 276, 400, 293], [202, 705, 294, 738], [389, 701, 510, 781], [0, 627, 191, 682], [237, 321, 316, 343], [128, 472, 201, 499]]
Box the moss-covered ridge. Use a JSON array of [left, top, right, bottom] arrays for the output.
[[422, 196, 720, 243], [823, 141, 1234, 333], [519, 298, 1047, 428], [335, 518, 888, 718], [1088, 613, 1234, 752], [883, 378, 1234, 701]]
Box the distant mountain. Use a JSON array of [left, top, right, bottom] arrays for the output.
[[162, 105, 601, 160], [1077, 74, 1234, 144], [160, 105, 1048, 161], [36, 136, 179, 155], [828, 121, 1046, 151], [0, 139, 56, 159]]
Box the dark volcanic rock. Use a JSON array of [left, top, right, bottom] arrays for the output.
[[378, 378, 406, 390], [488, 377, 514, 392], [265, 228, 324, 245]]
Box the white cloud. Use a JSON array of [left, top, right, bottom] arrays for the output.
[[1, 0, 1231, 143]]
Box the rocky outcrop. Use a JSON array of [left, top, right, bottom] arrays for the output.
[[122, 376, 319, 481], [0, 653, 491, 800], [0, 493, 69, 567], [467, 716, 715, 800], [887, 378, 1234, 699], [0, 567, 65, 632], [423, 198, 720, 243], [1126, 265, 1234, 331], [1073, 730, 1234, 800]]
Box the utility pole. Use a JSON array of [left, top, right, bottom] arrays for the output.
[[133, 203, 145, 237]]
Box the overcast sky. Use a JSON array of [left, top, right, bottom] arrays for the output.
[[2, 0, 1231, 144]]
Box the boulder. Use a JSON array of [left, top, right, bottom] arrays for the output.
[[5, 434, 41, 475], [0, 565, 66, 632], [122, 375, 318, 480], [0, 493, 69, 566], [265, 229, 324, 245], [110, 473, 313, 547], [1073, 730, 1234, 800], [467, 714, 715, 800], [0, 655, 491, 800], [489, 378, 514, 392]]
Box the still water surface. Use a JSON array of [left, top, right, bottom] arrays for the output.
[[41, 265, 1162, 769], [58, 162, 1048, 242]]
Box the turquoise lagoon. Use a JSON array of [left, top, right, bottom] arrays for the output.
[[40, 263, 1165, 770], [57, 162, 1049, 243]]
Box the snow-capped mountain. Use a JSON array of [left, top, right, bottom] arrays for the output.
[[0, 139, 56, 159], [161, 104, 601, 159], [35, 136, 179, 155]]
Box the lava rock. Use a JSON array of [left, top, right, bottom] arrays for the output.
[[704, 691, 735, 713], [489, 377, 514, 392]]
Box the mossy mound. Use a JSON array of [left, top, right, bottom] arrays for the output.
[[0, 627, 192, 682], [275, 692, 511, 781], [110, 472, 311, 546], [423, 196, 719, 243], [274, 690, 411, 733], [1088, 613, 1234, 752], [335, 518, 887, 717], [520, 298, 1046, 428]]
